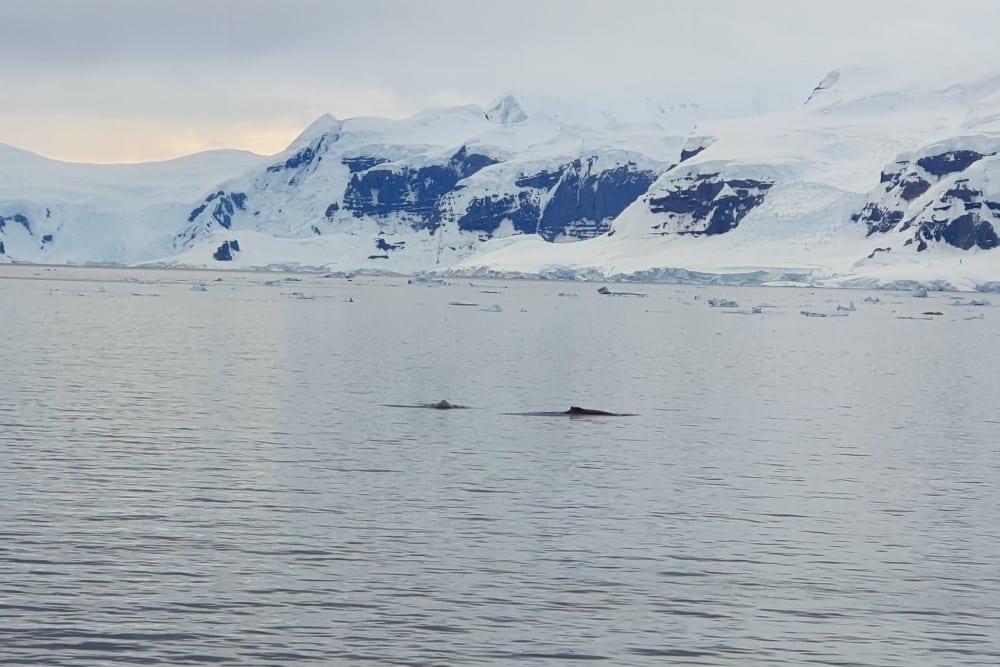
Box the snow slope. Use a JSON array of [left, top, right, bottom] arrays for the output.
[[451, 68, 1000, 290], [167, 94, 687, 271], [6, 70, 1000, 290], [0, 93, 691, 268], [0, 146, 265, 264]]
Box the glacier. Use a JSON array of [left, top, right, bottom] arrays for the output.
[[451, 68, 1000, 290], [4, 72, 1000, 290]]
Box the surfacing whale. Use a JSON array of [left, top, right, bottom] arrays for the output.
[[382, 402, 633, 416], [382, 400, 469, 410], [505, 406, 637, 417]]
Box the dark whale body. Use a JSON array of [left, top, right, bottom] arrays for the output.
[[566, 406, 619, 415], [383, 402, 634, 416], [506, 406, 637, 417], [382, 400, 469, 410]]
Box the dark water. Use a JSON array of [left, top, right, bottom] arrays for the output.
[[2, 265, 999, 666]]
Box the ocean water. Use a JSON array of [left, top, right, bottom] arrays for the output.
[[2, 265, 999, 666]]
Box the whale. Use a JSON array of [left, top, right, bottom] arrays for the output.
[[505, 406, 637, 417], [383, 402, 634, 416], [382, 400, 469, 410]]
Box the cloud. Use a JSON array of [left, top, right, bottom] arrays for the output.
[[2, 0, 999, 162]]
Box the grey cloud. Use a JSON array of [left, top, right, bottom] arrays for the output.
[[2, 0, 1000, 161]]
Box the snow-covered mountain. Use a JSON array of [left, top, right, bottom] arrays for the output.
[[5, 72, 1000, 290], [0, 145, 265, 264], [452, 68, 1000, 290], [0, 93, 692, 271], [167, 94, 686, 271]]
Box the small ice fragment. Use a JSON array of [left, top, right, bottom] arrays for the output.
[[801, 310, 848, 317], [409, 277, 449, 287], [598, 286, 647, 297]]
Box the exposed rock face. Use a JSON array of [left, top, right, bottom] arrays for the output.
[[178, 128, 671, 260], [909, 183, 1000, 251], [342, 146, 500, 229], [0, 213, 31, 234], [0, 213, 47, 257], [644, 173, 774, 236], [212, 239, 241, 261], [449, 158, 659, 241], [916, 150, 987, 177], [857, 147, 1000, 252], [177, 191, 248, 248]]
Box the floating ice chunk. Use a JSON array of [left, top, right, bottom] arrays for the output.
[[863, 296, 881, 304], [708, 298, 738, 308], [481, 304, 503, 312], [963, 313, 985, 320], [191, 283, 208, 292], [801, 310, 849, 318], [557, 292, 579, 298], [912, 288, 929, 298], [448, 300, 478, 307], [597, 286, 647, 297], [836, 302, 856, 312], [409, 277, 450, 287]]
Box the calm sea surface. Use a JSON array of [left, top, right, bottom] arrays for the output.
[[1, 264, 999, 666]]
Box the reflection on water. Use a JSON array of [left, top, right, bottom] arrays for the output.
[[1, 265, 999, 665]]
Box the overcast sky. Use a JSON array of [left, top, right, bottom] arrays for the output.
[[3, 0, 999, 163]]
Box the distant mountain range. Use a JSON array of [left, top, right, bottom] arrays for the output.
[[4, 71, 1000, 290]]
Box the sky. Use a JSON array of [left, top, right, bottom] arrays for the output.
[[3, 0, 999, 163]]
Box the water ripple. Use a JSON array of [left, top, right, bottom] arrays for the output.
[[1, 267, 1000, 665]]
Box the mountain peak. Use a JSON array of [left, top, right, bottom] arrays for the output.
[[485, 94, 529, 124], [805, 70, 842, 104], [288, 113, 343, 149]]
